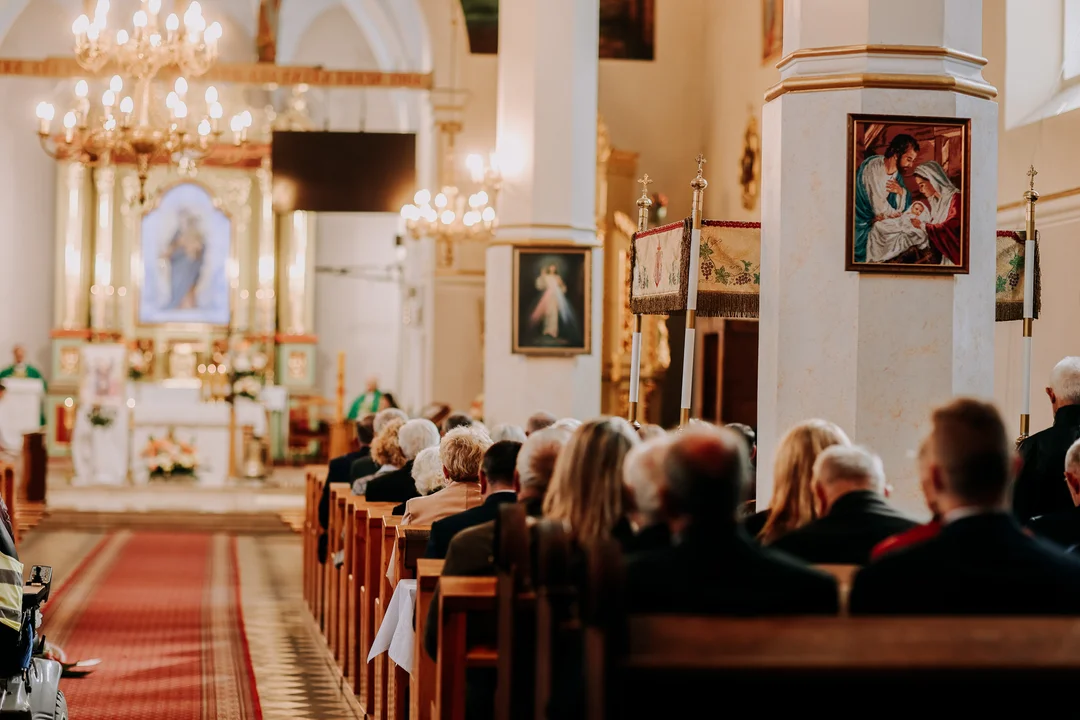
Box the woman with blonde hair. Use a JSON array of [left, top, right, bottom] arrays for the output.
[[352, 417, 407, 495], [543, 416, 640, 545], [749, 419, 851, 545]]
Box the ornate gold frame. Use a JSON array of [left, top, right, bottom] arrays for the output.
[[511, 246, 593, 356]]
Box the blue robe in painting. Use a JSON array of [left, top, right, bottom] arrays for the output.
[[165, 234, 204, 310], [854, 155, 912, 263]]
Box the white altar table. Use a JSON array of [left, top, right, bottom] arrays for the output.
[[0, 378, 43, 449]]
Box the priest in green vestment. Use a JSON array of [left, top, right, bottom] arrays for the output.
[[347, 377, 383, 420], [0, 346, 46, 426]]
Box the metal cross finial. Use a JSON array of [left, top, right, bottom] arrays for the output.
[[1027, 165, 1038, 191], [638, 173, 653, 198], [696, 154, 707, 174]]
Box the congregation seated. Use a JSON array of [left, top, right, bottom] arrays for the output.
[[871, 439, 943, 560], [351, 417, 407, 495], [525, 411, 556, 435], [349, 408, 408, 483], [1013, 356, 1080, 522], [623, 425, 839, 615], [635, 423, 665, 441], [851, 398, 1080, 615], [425, 440, 521, 559], [620, 436, 673, 554], [364, 418, 440, 503], [489, 424, 527, 443], [316, 413, 375, 563], [745, 419, 850, 541], [1025, 438, 1080, 551], [441, 412, 474, 435], [770, 445, 917, 565]]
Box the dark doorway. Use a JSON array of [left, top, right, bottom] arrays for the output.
[[701, 333, 720, 422], [721, 321, 759, 426]]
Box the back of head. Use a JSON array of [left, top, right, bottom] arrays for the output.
[[526, 411, 557, 435], [442, 412, 474, 435], [398, 418, 441, 461], [516, 426, 572, 496], [412, 446, 446, 495], [725, 423, 756, 452], [374, 407, 409, 435], [623, 435, 673, 523], [355, 413, 377, 446], [1068, 438, 1080, 475], [929, 397, 1012, 506], [636, 424, 666, 441], [440, 426, 494, 481], [812, 445, 885, 495], [552, 418, 582, 432], [664, 425, 748, 525], [1050, 357, 1080, 406], [490, 424, 527, 443], [760, 419, 850, 543], [483, 440, 522, 488], [371, 417, 407, 467], [543, 417, 639, 543]]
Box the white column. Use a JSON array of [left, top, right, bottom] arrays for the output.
[[54, 162, 91, 330], [255, 159, 276, 335], [91, 165, 116, 330], [757, 0, 998, 515], [483, 0, 602, 425], [278, 210, 316, 336]]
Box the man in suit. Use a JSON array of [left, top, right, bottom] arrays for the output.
[[425, 440, 522, 559], [624, 424, 839, 615], [851, 397, 1080, 615], [425, 425, 572, 660], [1014, 356, 1080, 521], [771, 445, 917, 565], [364, 418, 440, 503], [317, 413, 376, 563], [1029, 438, 1080, 550], [350, 408, 407, 482]]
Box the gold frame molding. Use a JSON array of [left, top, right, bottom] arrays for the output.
[[777, 44, 988, 70], [765, 73, 997, 103]]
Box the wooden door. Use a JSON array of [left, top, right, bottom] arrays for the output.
[[720, 321, 758, 426]]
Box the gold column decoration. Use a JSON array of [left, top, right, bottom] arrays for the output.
[[627, 174, 652, 427], [256, 157, 276, 335], [278, 211, 316, 335], [1019, 166, 1040, 445], [54, 162, 91, 330], [680, 155, 707, 426], [91, 165, 117, 331]]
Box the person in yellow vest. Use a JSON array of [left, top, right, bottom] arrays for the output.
[[347, 376, 383, 420], [0, 346, 46, 427]]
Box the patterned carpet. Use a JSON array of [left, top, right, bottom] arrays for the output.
[[19, 527, 359, 720]]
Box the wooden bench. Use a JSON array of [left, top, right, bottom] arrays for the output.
[[412, 558, 444, 720], [383, 525, 432, 720]]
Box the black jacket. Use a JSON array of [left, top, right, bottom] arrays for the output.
[[350, 455, 379, 483], [769, 490, 918, 565], [364, 461, 418, 504], [851, 512, 1080, 615], [317, 447, 369, 563], [1013, 404, 1080, 521], [1028, 504, 1080, 549], [424, 491, 518, 560], [624, 526, 839, 615]]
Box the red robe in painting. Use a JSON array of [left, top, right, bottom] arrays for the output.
[[923, 193, 963, 266]]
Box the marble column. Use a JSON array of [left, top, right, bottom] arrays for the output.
[[91, 165, 117, 331], [757, 0, 998, 515], [483, 0, 602, 425], [53, 162, 92, 331], [255, 158, 276, 336]]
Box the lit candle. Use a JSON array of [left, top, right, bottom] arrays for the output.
[[63, 111, 77, 143], [174, 76, 188, 98], [230, 114, 243, 145], [35, 102, 54, 135], [120, 96, 133, 126], [165, 13, 179, 41], [72, 14, 90, 41], [209, 101, 222, 132]]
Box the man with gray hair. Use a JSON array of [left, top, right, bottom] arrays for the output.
[[525, 411, 557, 435], [622, 435, 674, 553], [1014, 356, 1080, 521], [1029, 438, 1080, 550], [771, 445, 917, 565]]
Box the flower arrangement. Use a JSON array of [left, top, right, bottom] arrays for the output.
[[142, 435, 198, 479], [128, 349, 149, 380], [87, 404, 115, 428], [232, 375, 262, 401]]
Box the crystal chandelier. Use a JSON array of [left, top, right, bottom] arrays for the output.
[[399, 121, 501, 265], [34, 0, 252, 204]]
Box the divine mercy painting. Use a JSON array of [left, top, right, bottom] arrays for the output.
[[513, 247, 592, 355], [139, 182, 232, 326], [762, 0, 783, 63], [846, 114, 971, 275]]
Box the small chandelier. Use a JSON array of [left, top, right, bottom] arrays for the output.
[[33, 0, 251, 204], [400, 145, 501, 265]]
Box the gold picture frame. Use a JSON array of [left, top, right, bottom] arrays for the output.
[[512, 246, 592, 356]]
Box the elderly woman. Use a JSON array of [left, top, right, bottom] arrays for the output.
[[490, 423, 527, 443], [352, 417, 407, 495], [366, 418, 441, 503], [411, 445, 448, 496], [622, 434, 674, 553]]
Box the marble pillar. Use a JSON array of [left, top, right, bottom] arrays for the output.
[[53, 162, 92, 331], [483, 0, 603, 425], [91, 165, 117, 330], [757, 0, 998, 515]]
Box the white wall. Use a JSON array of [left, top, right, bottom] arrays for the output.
[[313, 213, 403, 407]]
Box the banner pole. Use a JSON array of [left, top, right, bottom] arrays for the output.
[[1019, 165, 1039, 446], [680, 155, 707, 427], [628, 175, 652, 429]]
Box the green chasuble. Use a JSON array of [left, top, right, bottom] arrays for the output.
[[346, 390, 382, 420], [0, 364, 47, 426]]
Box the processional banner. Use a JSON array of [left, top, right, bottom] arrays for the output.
[[630, 219, 1039, 322]]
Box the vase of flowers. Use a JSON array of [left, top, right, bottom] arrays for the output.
[[87, 404, 115, 428], [232, 375, 262, 401], [142, 435, 198, 480], [128, 348, 149, 381]]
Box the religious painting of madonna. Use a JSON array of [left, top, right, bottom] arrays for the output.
[[512, 247, 592, 356], [846, 114, 971, 275], [138, 182, 233, 326]]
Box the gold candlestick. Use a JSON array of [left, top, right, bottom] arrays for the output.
[[1019, 165, 1040, 447], [628, 175, 652, 429], [680, 156, 707, 427]]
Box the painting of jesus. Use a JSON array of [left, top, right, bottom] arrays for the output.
[[513, 247, 591, 355]]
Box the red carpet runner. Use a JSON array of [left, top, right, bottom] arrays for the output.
[[41, 531, 262, 720]]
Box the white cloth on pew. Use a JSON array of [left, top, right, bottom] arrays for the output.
[[367, 579, 418, 673]]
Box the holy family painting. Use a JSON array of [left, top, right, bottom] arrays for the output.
[[846, 114, 971, 275], [513, 247, 592, 355], [139, 182, 232, 326]]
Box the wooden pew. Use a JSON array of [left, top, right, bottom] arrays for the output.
[[385, 526, 432, 720], [304, 467, 327, 615], [372, 515, 403, 720], [435, 576, 498, 720], [324, 486, 348, 638], [357, 508, 399, 715], [0, 463, 15, 542], [816, 564, 858, 614], [412, 558, 445, 720]]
